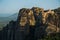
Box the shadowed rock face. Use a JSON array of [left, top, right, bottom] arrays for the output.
[[32, 7, 43, 24], [0, 7, 60, 40]]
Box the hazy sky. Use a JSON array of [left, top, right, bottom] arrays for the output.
[[0, 0, 60, 14]]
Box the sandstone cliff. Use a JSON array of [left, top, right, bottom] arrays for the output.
[[0, 7, 60, 40]]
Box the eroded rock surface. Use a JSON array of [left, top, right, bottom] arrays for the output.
[[0, 7, 60, 40]]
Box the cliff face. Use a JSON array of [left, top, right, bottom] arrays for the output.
[[17, 8, 36, 26], [17, 7, 60, 33], [0, 7, 60, 40]]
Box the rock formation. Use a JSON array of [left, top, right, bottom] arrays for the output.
[[0, 7, 60, 40]]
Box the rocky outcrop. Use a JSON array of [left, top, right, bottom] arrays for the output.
[[0, 7, 60, 40]]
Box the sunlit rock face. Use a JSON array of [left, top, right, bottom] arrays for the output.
[[31, 7, 44, 15], [18, 8, 28, 26], [42, 10, 55, 24], [18, 8, 36, 26], [43, 10, 60, 34], [27, 9, 36, 26], [46, 23, 60, 34], [16, 7, 60, 35], [17, 7, 60, 33]]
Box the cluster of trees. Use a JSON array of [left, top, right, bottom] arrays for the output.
[[40, 33, 60, 40]]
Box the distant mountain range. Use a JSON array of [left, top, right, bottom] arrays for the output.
[[0, 13, 18, 29], [0, 13, 13, 17]]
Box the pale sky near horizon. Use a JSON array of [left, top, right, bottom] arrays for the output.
[[0, 0, 60, 14]]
